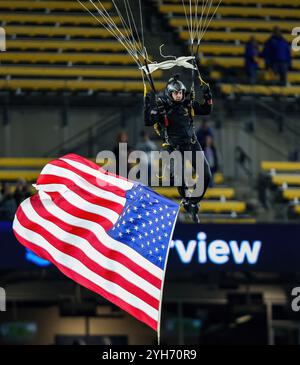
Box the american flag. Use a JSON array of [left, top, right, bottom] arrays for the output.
[[13, 154, 179, 331]]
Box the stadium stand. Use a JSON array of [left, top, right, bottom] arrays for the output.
[[260, 161, 300, 220], [0, 0, 163, 93], [155, 0, 300, 97]]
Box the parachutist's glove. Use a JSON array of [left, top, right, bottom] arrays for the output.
[[201, 84, 212, 104], [201, 83, 212, 101], [156, 97, 166, 118]]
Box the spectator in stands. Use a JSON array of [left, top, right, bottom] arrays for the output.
[[245, 36, 259, 85], [135, 131, 158, 183], [14, 178, 31, 206], [262, 27, 291, 86], [113, 131, 133, 177], [0, 183, 17, 221], [196, 119, 214, 147], [203, 135, 219, 187]]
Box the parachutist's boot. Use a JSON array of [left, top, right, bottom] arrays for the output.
[[190, 202, 200, 224], [181, 199, 200, 223]]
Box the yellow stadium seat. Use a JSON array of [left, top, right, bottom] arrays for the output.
[[6, 26, 129, 39], [6, 40, 132, 52], [272, 175, 300, 186], [199, 57, 300, 70], [0, 79, 166, 92], [221, 84, 300, 97], [172, 18, 298, 33], [0, 1, 112, 11], [0, 158, 52, 168], [0, 52, 136, 65], [283, 189, 300, 201], [160, 5, 300, 19], [1, 13, 121, 26], [0, 66, 162, 79], [154, 187, 235, 199], [178, 200, 246, 213], [180, 31, 294, 43], [164, 0, 299, 6], [294, 205, 300, 214], [200, 218, 257, 224], [261, 161, 300, 172]]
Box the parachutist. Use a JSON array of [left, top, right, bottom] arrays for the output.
[[144, 74, 213, 223]]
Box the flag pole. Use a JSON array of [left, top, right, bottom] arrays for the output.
[[156, 206, 180, 345]]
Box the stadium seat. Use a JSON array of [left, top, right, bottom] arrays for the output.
[[0, 79, 166, 92], [0, 1, 112, 11], [6, 40, 131, 52], [172, 19, 298, 33], [165, 0, 300, 6], [1, 13, 120, 26], [272, 175, 300, 187], [283, 189, 300, 201], [0, 66, 162, 79], [220, 84, 300, 97], [154, 187, 235, 199], [261, 161, 300, 172], [0, 158, 52, 168], [5, 26, 129, 39], [178, 200, 247, 213], [0, 52, 136, 65], [294, 205, 300, 214], [160, 5, 300, 19], [181, 31, 294, 44]]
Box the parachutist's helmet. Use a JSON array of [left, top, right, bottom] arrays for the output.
[[165, 74, 186, 103]]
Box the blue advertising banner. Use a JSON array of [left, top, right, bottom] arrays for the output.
[[170, 224, 300, 274], [1, 222, 300, 272]]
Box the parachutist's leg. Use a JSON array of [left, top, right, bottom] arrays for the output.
[[181, 142, 212, 223], [190, 142, 212, 204]]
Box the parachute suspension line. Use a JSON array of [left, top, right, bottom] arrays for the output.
[[180, 0, 223, 87], [189, 0, 195, 44], [195, 0, 209, 46], [97, 0, 143, 60], [77, 0, 147, 68], [181, 0, 193, 48], [123, 0, 142, 57], [138, 0, 146, 59], [92, 0, 138, 56], [198, 0, 223, 43], [197, 0, 213, 43], [77, 0, 141, 67], [110, 0, 138, 51]]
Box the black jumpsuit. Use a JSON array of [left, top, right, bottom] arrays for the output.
[[144, 92, 212, 204]]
